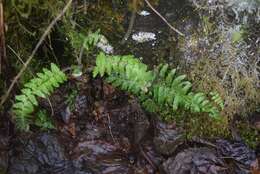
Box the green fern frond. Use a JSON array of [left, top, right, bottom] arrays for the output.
[[93, 52, 154, 94], [68, 30, 102, 51], [35, 110, 55, 130], [13, 63, 67, 131], [93, 52, 224, 119], [210, 91, 224, 110]]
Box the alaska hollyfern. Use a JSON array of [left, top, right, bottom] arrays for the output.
[[13, 63, 67, 131], [93, 52, 224, 119]]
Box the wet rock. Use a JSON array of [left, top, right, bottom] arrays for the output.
[[118, 1, 171, 65], [130, 100, 150, 144], [161, 147, 227, 174], [8, 133, 92, 174], [75, 95, 90, 117], [153, 121, 184, 156], [70, 97, 156, 173], [216, 139, 257, 173], [139, 141, 165, 171], [107, 99, 150, 144], [72, 140, 133, 174], [61, 106, 71, 124]]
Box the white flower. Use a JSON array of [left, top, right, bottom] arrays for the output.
[[132, 32, 156, 43], [96, 36, 114, 54], [139, 10, 151, 16]]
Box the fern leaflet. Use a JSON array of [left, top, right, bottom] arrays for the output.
[[13, 63, 67, 131]]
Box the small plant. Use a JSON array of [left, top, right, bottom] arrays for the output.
[[210, 91, 224, 110], [13, 63, 67, 131], [93, 52, 224, 119], [65, 89, 78, 111], [67, 29, 103, 75], [35, 110, 55, 130], [68, 30, 102, 51]]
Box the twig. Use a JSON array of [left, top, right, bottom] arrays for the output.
[[0, 0, 73, 106], [106, 113, 117, 144], [8, 45, 55, 115], [144, 0, 185, 37], [47, 98, 54, 116], [8, 45, 26, 65], [77, 44, 84, 66], [139, 145, 157, 170], [221, 61, 233, 84]]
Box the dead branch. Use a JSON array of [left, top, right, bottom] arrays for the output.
[[144, 0, 185, 37]]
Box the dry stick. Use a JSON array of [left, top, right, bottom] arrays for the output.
[[8, 45, 26, 65], [8, 45, 55, 115], [0, 0, 73, 106], [144, 0, 185, 37]]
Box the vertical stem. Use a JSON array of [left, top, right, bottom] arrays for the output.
[[120, 0, 137, 44]]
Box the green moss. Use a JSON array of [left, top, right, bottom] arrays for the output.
[[201, 16, 215, 36], [184, 113, 230, 139], [231, 28, 244, 43], [237, 122, 259, 148], [183, 55, 259, 147], [158, 109, 230, 140]]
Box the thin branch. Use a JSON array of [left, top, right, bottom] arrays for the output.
[[144, 0, 185, 37], [7, 45, 25, 65], [77, 44, 84, 66], [47, 98, 54, 116], [0, 0, 73, 106], [106, 113, 117, 144], [7, 45, 55, 112]]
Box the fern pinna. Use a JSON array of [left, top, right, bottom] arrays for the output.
[[93, 52, 224, 119], [13, 63, 67, 131]]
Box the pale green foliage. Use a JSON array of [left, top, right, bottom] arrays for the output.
[[65, 89, 78, 110], [13, 63, 67, 131], [210, 91, 224, 110], [68, 30, 102, 51], [93, 52, 154, 94], [93, 52, 224, 119], [35, 110, 55, 130]]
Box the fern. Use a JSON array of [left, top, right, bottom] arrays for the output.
[[13, 63, 67, 131], [68, 30, 102, 51], [35, 109, 55, 130], [93, 52, 154, 94], [93, 52, 224, 119], [210, 91, 224, 110]]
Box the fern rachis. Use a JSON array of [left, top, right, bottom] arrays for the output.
[[93, 52, 224, 119]]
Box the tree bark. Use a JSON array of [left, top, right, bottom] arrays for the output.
[[0, 0, 6, 74]]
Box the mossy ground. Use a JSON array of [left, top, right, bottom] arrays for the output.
[[2, 0, 259, 148], [168, 4, 260, 147]]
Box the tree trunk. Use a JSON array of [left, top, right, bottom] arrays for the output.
[[0, 0, 6, 74]]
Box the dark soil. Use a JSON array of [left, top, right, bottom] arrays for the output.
[[0, 74, 258, 174]]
